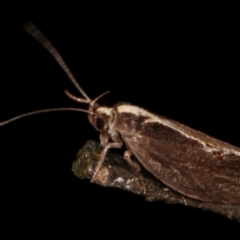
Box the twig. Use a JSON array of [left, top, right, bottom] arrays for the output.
[[72, 140, 240, 221]]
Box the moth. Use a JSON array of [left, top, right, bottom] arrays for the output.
[[1, 22, 240, 205]]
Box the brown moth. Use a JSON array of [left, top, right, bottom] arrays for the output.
[[1, 22, 240, 205]]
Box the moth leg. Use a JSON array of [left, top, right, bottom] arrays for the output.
[[124, 150, 141, 172], [92, 133, 123, 181], [124, 150, 146, 194]]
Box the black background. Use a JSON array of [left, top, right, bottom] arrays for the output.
[[0, 6, 239, 236]]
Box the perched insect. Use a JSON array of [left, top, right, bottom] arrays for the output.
[[1, 22, 240, 205]]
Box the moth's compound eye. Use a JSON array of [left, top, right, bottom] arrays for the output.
[[95, 117, 104, 131]]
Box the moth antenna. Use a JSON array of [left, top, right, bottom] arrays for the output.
[[89, 91, 110, 109], [65, 90, 110, 110], [22, 21, 91, 102], [0, 108, 95, 126], [64, 90, 91, 103]]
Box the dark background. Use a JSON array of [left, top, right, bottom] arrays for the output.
[[0, 7, 239, 236]]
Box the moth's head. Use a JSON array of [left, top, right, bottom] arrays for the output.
[[88, 105, 113, 132], [65, 90, 116, 132], [88, 92, 117, 132]]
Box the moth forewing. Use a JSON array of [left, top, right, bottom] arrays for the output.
[[112, 103, 240, 204]]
